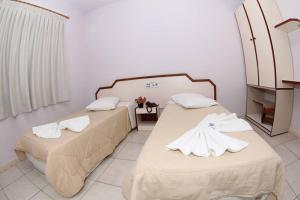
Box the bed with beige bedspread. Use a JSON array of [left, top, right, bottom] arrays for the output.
[[122, 104, 284, 200], [15, 107, 131, 197]]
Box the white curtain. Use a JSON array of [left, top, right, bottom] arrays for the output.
[[0, 0, 69, 120]]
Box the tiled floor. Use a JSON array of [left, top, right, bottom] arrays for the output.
[[1, 129, 300, 200], [252, 127, 300, 200]]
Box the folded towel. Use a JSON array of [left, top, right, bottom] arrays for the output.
[[166, 113, 252, 157], [32, 123, 61, 139], [59, 115, 90, 133]]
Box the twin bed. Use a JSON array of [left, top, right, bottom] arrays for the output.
[[123, 103, 284, 200], [15, 74, 284, 199], [16, 105, 133, 197]]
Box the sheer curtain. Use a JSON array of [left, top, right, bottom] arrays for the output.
[[0, 0, 69, 120]]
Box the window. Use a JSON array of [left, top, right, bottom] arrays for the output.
[[0, 0, 69, 120]]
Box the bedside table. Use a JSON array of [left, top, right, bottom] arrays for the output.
[[135, 106, 159, 131]]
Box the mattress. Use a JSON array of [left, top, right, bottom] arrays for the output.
[[122, 104, 284, 200], [27, 153, 46, 174], [15, 106, 132, 197]]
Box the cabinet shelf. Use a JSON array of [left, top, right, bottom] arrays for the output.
[[275, 18, 300, 33], [247, 114, 272, 132], [135, 107, 159, 131], [236, 0, 294, 136], [247, 84, 276, 91], [253, 99, 275, 108], [282, 80, 300, 86]]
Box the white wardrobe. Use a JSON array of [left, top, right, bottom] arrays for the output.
[[235, 0, 294, 136]]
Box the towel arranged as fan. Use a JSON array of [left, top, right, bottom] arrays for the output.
[[166, 113, 252, 157], [32, 116, 90, 139]]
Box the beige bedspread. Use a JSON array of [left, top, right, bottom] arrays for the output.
[[16, 107, 131, 197], [122, 104, 284, 200]]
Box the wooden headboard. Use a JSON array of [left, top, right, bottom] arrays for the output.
[[95, 73, 216, 108]]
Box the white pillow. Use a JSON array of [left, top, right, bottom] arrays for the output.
[[171, 93, 218, 109], [102, 96, 120, 104], [86, 97, 120, 111]]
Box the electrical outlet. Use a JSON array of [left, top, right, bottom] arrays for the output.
[[145, 82, 159, 88]]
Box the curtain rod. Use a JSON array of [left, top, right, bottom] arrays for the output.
[[10, 0, 70, 19]]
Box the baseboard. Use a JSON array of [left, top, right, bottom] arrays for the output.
[[290, 128, 300, 138], [0, 157, 19, 173]]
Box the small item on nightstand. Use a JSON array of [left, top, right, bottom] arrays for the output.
[[145, 101, 159, 113], [135, 96, 147, 108]]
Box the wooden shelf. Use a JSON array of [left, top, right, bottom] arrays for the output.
[[247, 114, 272, 132], [275, 18, 300, 33], [253, 99, 275, 108], [282, 80, 300, 85], [135, 106, 159, 131], [247, 84, 276, 91]]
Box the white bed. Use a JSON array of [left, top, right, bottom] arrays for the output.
[[26, 101, 137, 174]]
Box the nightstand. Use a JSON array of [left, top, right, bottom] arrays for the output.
[[135, 106, 159, 131]]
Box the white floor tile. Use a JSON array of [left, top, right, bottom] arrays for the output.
[[125, 131, 150, 144], [283, 182, 297, 200], [274, 145, 299, 166], [26, 169, 48, 189], [260, 132, 297, 147], [286, 160, 300, 195], [285, 139, 300, 158], [138, 130, 152, 134], [81, 182, 124, 200], [0, 190, 8, 200], [16, 159, 34, 174], [88, 158, 113, 181], [97, 159, 135, 187], [43, 180, 94, 200], [114, 143, 144, 161], [30, 192, 53, 200], [4, 176, 39, 200], [112, 139, 128, 158], [0, 166, 23, 188], [275, 133, 297, 144]]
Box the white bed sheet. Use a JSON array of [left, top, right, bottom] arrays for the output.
[[27, 153, 46, 174], [117, 101, 136, 129]]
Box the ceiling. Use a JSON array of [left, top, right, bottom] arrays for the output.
[[67, 0, 119, 13], [67, 0, 244, 13]]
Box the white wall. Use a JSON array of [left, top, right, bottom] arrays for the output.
[[83, 0, 247, 115], [0, 0, 89, 165], [276, 0, 300, 132], [83, 0, 300, 132]]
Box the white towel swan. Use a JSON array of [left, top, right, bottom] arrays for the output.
[[166, 113, 252, 157]]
